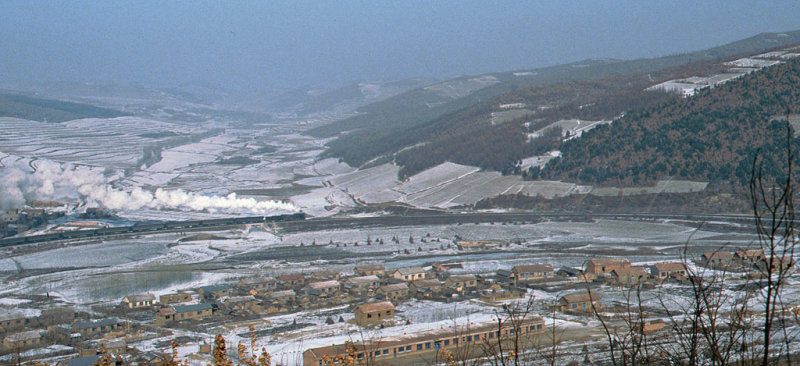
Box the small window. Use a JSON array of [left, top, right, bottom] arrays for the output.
[[537, 324, 543, 330], [417, 344, 422, 351], [406, 346, 411, 351], [466, 335, 472, 342], [489, 332, 494, 339], [425, 342, 431, 349], [444, 339, 450, 346], [383, 349, 389, 355], [375, 351, 380, 357]]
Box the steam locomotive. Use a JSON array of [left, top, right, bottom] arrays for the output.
[[0, 212, 305, 247]]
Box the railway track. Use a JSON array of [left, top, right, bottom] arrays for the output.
[[0, 212, 304, 248], [0, 211, 754, 248]]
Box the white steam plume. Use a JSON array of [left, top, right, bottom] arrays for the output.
[[0, 160, 298, 214]]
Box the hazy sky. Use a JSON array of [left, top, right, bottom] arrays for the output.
[[1, 1, 799, 91]]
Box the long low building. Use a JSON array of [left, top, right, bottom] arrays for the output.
[[303, 316, 545, 366]]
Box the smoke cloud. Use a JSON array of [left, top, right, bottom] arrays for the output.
[[0, 161, 298, 214]]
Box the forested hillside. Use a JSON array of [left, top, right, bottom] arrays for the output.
[[311, 31, 800, 179], [540, 58, 800, 187], [0, 92, 130, 122]]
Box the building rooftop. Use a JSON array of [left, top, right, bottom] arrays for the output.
[[347, 275, 380, 285], [73, 318, 120, 330], [198, 284, 232, 292], [308, 280, 340, 289], [270, 290, 296, 298], [123, 293, 155, 302], [394, 266, 426, 276], [512, 264, 553, 273], [561, 293, 599, 304], [173, 303, 212, 313], [0, 311, 26, 322], [654, 262, 686, 272], [355, 264, 385, 272], [588, 258, 630, 266], [4, 330, 42, 342], [380, 283, 409, 292], [355, 301, 395, 313]]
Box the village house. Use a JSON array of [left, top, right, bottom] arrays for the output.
[[354, 302, 395, 326], [0, 311, 29, 333], [510, 264, 554, 284], [303, 316, 545, 366], [702, 252, 734, 268], [377, 283, 409, 302], [585, 258, 631, 275], [444, 274, 478, 293], [156, 303, 214, 323], [757, 256, 795, 272], [55, 355, 107, 366], [154, 308, 176, 324], [611, 267, 651, 285], [392, 267, 427, 281], [455, 240, 502, 250], [237, 277, 276, 295], [430, 263, 449, 276], [409, 279, 443, 299], [306, 280, 341, 296], [556, 293, 600, 313], [120, 293, 155, 309], [97, 339, 127, 355], [636, 319, 665, 334], [269, 290, 297, 305], [345, 275, 380, 296], [479, 284, 524, 302], [172, 303, 213, 322], [734, 249, 764, 266], [159, 292, 193, 305], [39, 307, 75, 327], [496, 269, 514, 284], [72, 318, 125, 337], [556, 267, 596, 282], [2, 330, 44, 352], [135, 351, 166, 365], [277, 273, 305, 288], [197, 284, 233, 299], [309, 269, 340, 281], [651, 262, 688, 280], [354, 264, 385, 277], [224, 295, 260, 313]]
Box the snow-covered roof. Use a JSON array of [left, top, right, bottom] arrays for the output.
[[4, 330, 42, 342], [355, 301, 395, 313], [394, 266, 426, 276], [346, 275, 379, 285], [73, 318, 121, 330], [0, 311, 26, 322], [308, 280, 340, 289], [123, 293, 155, 302]]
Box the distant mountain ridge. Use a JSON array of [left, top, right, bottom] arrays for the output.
[[309, 30, 800, 179], [0, 92, 130, 122]]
